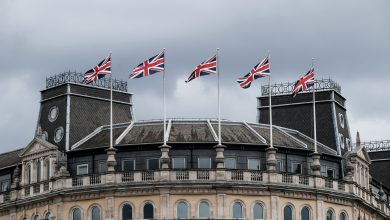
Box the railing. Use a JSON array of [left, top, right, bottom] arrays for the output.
[[282, 173, 293, 183], [142, 171, 154, 181], [176, 171, 189, 180], [338, 181, 346, 191], [122, 172, 134, 182], [33, 184, 40, 193], [325, 179, 334, 188], [90, 174, 101, 185], [299, 175, 309, 185], [24, 187, 30, 196], [43, 181, 50, 191], [363, 140, 390, 152], [197, 170, 210, 180], [72, 176, 84, 186], [231, 170, 244, 181], [250, 171, 263, 181]]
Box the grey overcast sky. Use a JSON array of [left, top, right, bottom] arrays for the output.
[[0, 0, 389, 153]]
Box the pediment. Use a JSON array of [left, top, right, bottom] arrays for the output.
[[353, 144, 371, 164], [19, 137, 58, 157]]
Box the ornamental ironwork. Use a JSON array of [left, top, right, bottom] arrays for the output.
[[363, 140, 390, 152], [46, 71, 128, 92], [261, 78, 341, 96]]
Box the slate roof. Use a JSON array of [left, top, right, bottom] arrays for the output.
[[0, 148, 23, 169], [70, 119, 338, 156]]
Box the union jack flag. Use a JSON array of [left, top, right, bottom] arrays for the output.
[[292, 67, 315, 97], [237, 56, 270, 89], [185, 54, 217, 83], [130, 51, 165, 79], [83, 54, 111, 84]]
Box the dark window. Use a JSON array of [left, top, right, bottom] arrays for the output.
[[172, 158, 186, 169], [292, 163, 302, 174], [143, 203, 154, 219], [225, 158, 236, 169], [37, 160, 41, 182], [72, 208, 82, 220], [147, 159, 160, 170], [253, 203, 264, 220], [77, 164, 88, 175], [33, 215, 39, 220], [1, 181, 9, 192], [122, 160, 135, 171], [199, 201, 210, 219], [326, 210, 333, 220], [45, 160, 50, 180], [177, 201, 188, 219], [45, 212, 52, 220], [248, 159, 260, 170], [91, 206, 100, 220], [277, 160, 286, 172], [283, 205, 292, 220], [300, 206, 310, 220], [122, 204, 132, 220], [339, 212, 347, 220], [327, 169, 335, 178], [198, 157, 211, 169], [233, 202, 243, 219]]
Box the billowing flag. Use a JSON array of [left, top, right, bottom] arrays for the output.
[[83, 54, 111, 84], [237, 56, 270, 89], [130, 51, 165, 79], [292, 67, 315, 97], [185, 54, 217, 83]]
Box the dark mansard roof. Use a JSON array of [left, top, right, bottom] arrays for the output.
[[70, 119, 338, 156], [0, 148, 23, 169]]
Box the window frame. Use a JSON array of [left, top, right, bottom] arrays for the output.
[[197, 157, 211, 169], [121, 203, 133, 220], [77, 164, 89, 175], [291, 162, 302, 174], [146, 158, 160, 170], [326, 168, 336, 179], [224, 157, 237, 169], [247, 158, 261, 170], [198, 200, 211, 219], [176, 201, 189, 219], [90, 205, 101, 220], [277, 159, 286, 172], [172, 157, 186, 169], [252, 202, 264, 220], [143, 202, 155, 219], [121, 159, 136, 171], [232, 201, 244, 219]]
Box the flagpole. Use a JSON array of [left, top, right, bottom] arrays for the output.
[[163, 48, 167, 146], [217, 48, 221, 146], [312, 58, 317, 153], [110, 52, 113, 149], [268, 53, 273, 149]]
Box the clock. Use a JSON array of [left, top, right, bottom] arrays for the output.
[[48, 106, 59, 122], [54, 127, 64, 143]]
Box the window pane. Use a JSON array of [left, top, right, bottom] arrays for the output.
[[292, 163, 302, 174], [173, 158, 186, 169], [144, 203, 154, 219], [122, 204, 132, 220], [225, 158, 236, 169], [37, 161, 41, 182], [177, 202, 188, 219], [46, 160, 50, 180], [73, 208, 81, 220], [198, 158, 211, 169], [45, 212, 52, 220], [248, 159, 260, 170], [277, 160, 285, 172], [326, 210, 333, 220], [92, 207, 100, 220], [148, 159, 160, 170], [233, 202, 243, 219], [283, 206, 292, 220], [77, 165, 88, 175], [33, 215, 39, 220], [339, 212, 346, 220], [327, 169, 334, 178], [300, 206, 310, 220], [122, 160, 135, 171], [199, 201, 210, 218], [1, 181, 9, 192], [253, 203, 263, 220]]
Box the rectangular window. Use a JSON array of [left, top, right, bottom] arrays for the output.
[[122, 159, 135, 171], [198, 157, 211, 169], [77, 164, 88, 175], [327, 168, 335, 178], [172, 158, 186, 169], [248, 159, 261, 170], [147, 158, 160, 170], [277, 159, 286, 172], [224, 158, 236, 169], [292, 163, 302, 174], [1, 181, 9, 192]]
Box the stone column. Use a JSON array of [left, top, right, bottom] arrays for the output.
[[214, 144, 226, 181]]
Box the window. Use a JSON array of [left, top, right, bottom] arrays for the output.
[[300, 206, 310, 220], [45, 160, 50, 180], [198, 201, 210, 219], [1, 181, 9, 192], [327, 168, 335, 178], [292, 163, 302, 174], [172, 158, 186, 169], [77, 164, 88, 175], [143, 203, 154, 219], [283, 205, 293, 220], [277, 160, 286, 172], [177, 201, 188, 219], [248, 159, 260, 170], [27, 164, 31, 184], [326, 209, 334, 220], [253, 203, 264, 220], [33, 215, 39, 220], [98, 162, 107, 173], [122, 204, 132, 220], [72, 208, 82, 220], [91, 206, 100, 220], [198, 157, 211, 169], [339, 212, 347, 220], [45, 212, 52, 220], [225, 158, 236, 169], [233, 202, 243, 219], [122, 160, 135, 171], [36, 160, 41, 182], [147, 159, 160, 170]]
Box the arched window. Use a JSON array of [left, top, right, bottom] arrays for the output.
[[122, 204, 132, 220], [198, 201, 210, 219], [326, 209, 334, 220], [72, 208, 82, 220], [339, 212, 347, 220], [33, 215, 39, 220], [45, 212, 52, 220], [45, 159, 50, 180], [26, 164, 31, 184], [233, 201, 243, 219], [300, 206, 310, 220], [177, 201, 188, 219], [91, 206, 100, 220], [143, 203, 154, 219], [253, 203, 264, 220], [36, 160, 41, 182], [283, 205, 293, 220]]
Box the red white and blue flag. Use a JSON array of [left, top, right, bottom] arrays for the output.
[[237, 56, 270, 89], [130, 51, 165, 79], [83, 54, 112, 84], [185, 54, 217, 83], [292, 67, 315, 97]]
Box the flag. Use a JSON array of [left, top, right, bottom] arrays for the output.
[[83, 54, 111, 84], [292, 67, 315, 97], [130, 51, 165, 79], [237, 56, 270, 89], [185, 54, 217, 83]]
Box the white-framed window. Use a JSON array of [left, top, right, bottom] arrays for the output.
[[277, 159, 286, 172], [77, 164, 88, 175], [225, 158, 236, 169], [122, 159, 135, 171], [292, 162, 302, 174], [198, 157, 211, 169], [248, 159, 260, 170], [198, 201, 210, 219], [327, 168, 335, 178], [172, 158, 186, 169], [147, 158, 160, 170], [1, 181, 9, 192]]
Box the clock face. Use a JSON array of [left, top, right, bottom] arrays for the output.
[[338, 113, 345, 129], [54, 127, 64, 143], [48, 106, 59, 122]]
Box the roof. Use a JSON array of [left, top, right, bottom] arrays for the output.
[[0, 148, 23, 170], [70, 119, 338, 156]]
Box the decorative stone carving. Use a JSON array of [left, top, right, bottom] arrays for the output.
[[266, 147, 277, 172], [310, 152, 321, 176], [11, 165, 21, 189], [159, 144, 171, 170], [106, 147, 117, 172]]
